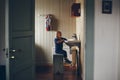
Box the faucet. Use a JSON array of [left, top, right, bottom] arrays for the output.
[[72, 33, 77, 40]]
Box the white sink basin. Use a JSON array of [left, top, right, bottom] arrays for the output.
[[65, 40, 81, 47]]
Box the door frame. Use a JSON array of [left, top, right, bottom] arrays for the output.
[[3, 0, 95, 80], [5, 0, 10, 79], [84, 0, 94, 80]]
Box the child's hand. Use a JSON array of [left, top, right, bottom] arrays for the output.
[[60, 39, 64, 42], [57, 39, 64, 43]]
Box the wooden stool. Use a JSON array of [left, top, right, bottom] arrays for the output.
[[53, 54, 64, 74]]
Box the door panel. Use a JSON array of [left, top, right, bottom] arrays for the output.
[[12, 67, 34, 80], [10, 0, 33, 31], [5, 0, 35, 80], [10, 37, 33, 73]]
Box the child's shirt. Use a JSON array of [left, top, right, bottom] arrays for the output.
[[54, 37, 67, 53]]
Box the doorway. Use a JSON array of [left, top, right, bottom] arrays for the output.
[[0, 0, 95, 80], [35, 0, 85, 80]]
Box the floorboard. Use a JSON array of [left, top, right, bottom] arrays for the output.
[[36, 64, 82, 80]]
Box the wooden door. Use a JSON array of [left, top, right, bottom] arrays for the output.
[[5, 0, 35, 80]]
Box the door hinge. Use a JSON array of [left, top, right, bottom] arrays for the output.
[[3, 48, 9, 58]]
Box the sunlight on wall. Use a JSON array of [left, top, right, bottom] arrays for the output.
[[35, 0, 76, 65]]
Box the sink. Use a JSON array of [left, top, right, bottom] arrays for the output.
[[65, 40, 81, 47], [64, 40, 81, 75]]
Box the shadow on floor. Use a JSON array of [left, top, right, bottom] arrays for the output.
[[36, 65, 82, 80]]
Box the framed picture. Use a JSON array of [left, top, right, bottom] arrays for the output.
[[71, 3, 81, 17], [102, 1, 112, 14]]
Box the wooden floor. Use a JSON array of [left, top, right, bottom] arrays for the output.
[[36, 64, 82, 80]]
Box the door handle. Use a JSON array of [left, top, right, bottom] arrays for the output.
[[9, 49, 22, 53], [10, 56, 15, 59], [11, 50, 16, 53], [3, 48, 17, 53], [2, 48, 17, 58], [9, 49, 16, 53]]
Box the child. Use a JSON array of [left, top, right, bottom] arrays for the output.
[[54, 31, 71, 64]]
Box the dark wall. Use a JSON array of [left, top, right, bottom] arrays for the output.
[[0, 66, 6, 80], [0, 0, 6, 65]]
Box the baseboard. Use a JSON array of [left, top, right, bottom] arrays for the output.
[[0, 65, 6, 80]]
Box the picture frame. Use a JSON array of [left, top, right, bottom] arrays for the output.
[[102, 1, 112, 14]]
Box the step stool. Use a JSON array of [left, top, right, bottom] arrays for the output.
[[53, 54, 64, 74]]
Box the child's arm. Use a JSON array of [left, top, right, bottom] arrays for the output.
[[55, 38, 67, 44], [56, 39, 64, 43]]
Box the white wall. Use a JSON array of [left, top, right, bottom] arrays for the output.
[[94, 0, 120, 80], [0, 0, 5, 65], [118, 0, 120, 79], [35, 0, 76, 65], [76, 0, 85, 79]]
